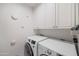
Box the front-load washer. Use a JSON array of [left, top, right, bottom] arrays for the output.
[[38, 38, 77, 56], [24, 35, 48, 56]]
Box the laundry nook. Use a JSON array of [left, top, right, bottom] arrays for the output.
[[0, 3, 79, 56]]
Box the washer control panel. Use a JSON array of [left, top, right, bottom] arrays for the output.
[[47, 49, 52, 55], [31, 40, 36, 45], [28, 39, 36, 45]]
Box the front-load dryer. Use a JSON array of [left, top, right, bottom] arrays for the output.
[[38, 38, 77, 56], [24, 35, 48, 56]]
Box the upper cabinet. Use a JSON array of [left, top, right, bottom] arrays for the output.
[[43, 3, 55, 29], [33, 3, 77, 29], [56, 3, 75, 29], [75, 3, 79, 26], [33, 3, 55, 29]]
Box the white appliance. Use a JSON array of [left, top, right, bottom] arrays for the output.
[[24, 35, 48, 56], [38, 38, 77, 56]]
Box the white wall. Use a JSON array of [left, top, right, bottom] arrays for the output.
[[35, 29, 73, 42], [0, 3, 35, 56]]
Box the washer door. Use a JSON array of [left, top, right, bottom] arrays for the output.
[[24, 42, 34, 56]]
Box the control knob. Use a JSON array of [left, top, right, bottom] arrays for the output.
[[47, 50, 52, 55]]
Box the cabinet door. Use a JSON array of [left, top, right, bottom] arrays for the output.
[[75, 3, 79, 25], [33, 4, 45, 29], [56, 3, 75, 28], [43, 3, 55, 29], [33, 3, 55, 29]]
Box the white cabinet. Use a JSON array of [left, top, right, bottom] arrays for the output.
[[43, 3, 55, 29], [56, 3, 75, 28], [33, 3, 76, 29], [33, 3, 55, 29], [75, 3, 79, 25]]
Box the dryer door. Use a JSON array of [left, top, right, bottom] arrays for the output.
[[24, 42, 34, 56]]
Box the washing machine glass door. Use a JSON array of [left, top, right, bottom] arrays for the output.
[[24, 42, 34, 56]]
